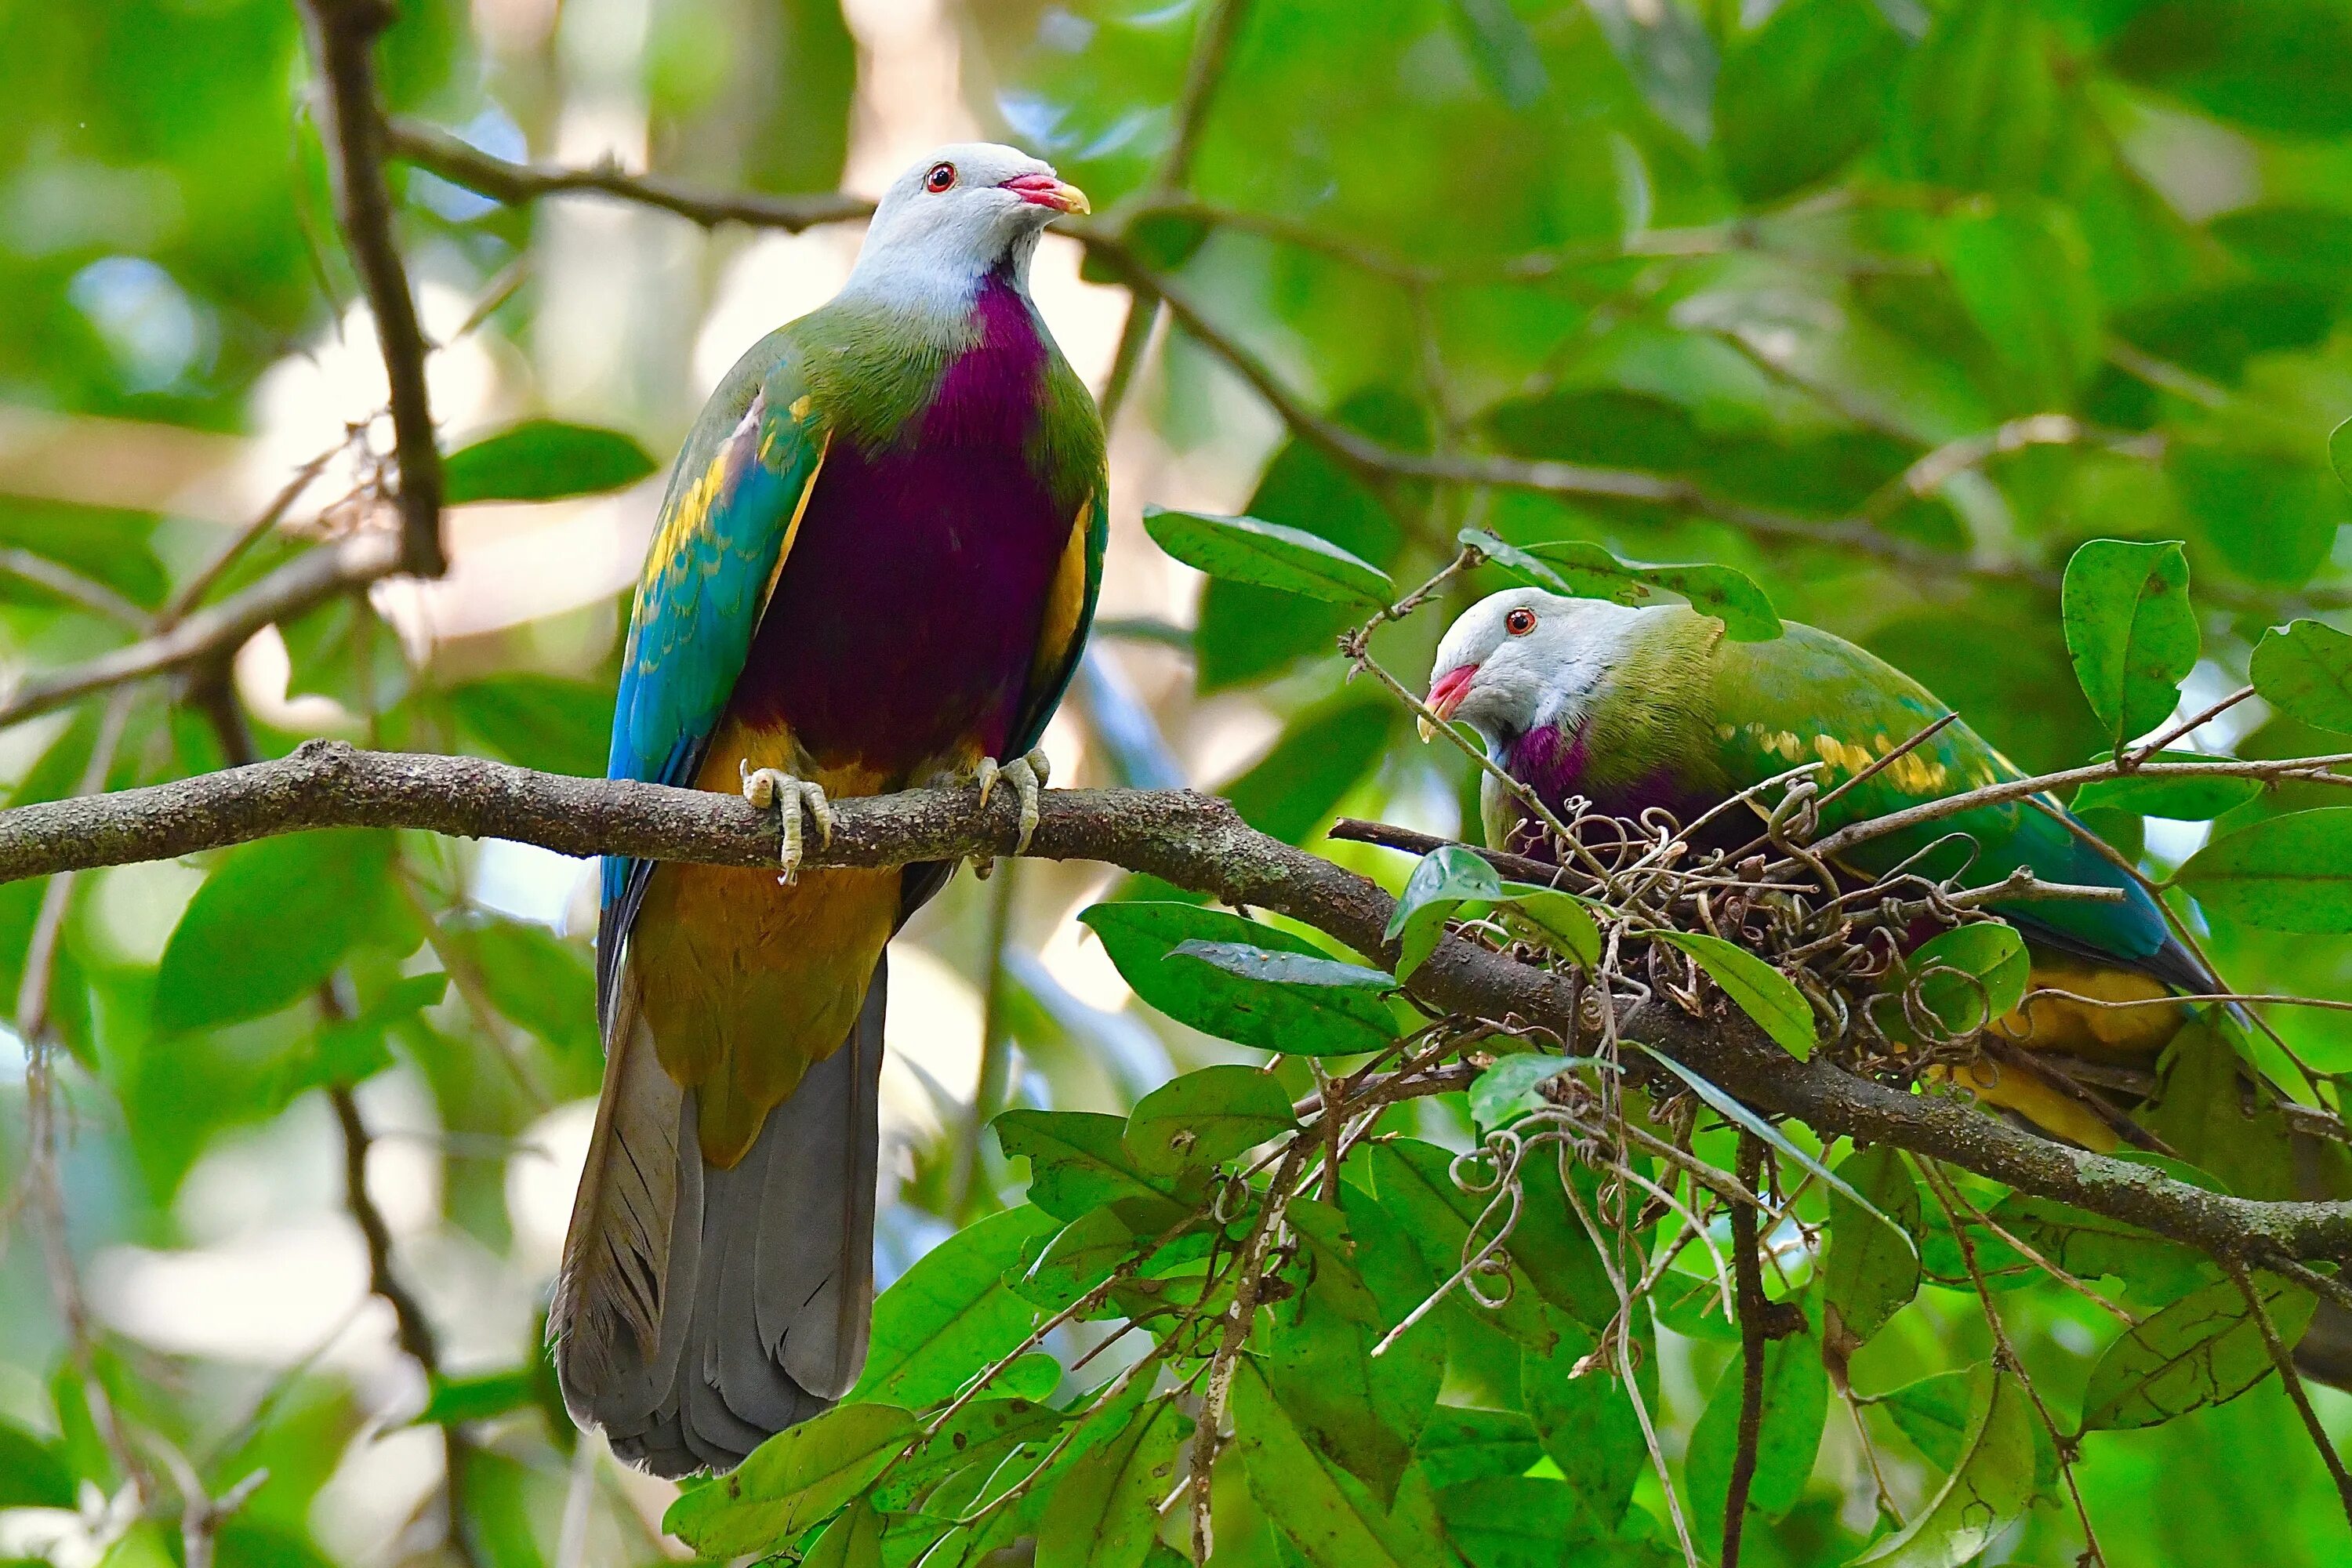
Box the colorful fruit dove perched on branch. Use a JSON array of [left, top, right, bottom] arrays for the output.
[[552, 144, 1104, 1475], [1423, 590, 2221, 1150]]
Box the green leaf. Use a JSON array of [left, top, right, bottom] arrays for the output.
[[1016, 1208, 1147, 1308], [1938, 199, 2102, 401], [800, 1498, 883, 1568], [441, 914, 597, 1057], [1876, 1369, 1974, 1472], [1035, 1398, 1192, 1568], [1824, 1145, 1924, 1345], [1414, 1407, 1542, 1491], [1894, 0, 2073, 194], [2334, 417, 2352, 494], [1169, 941, 1396, 993], [1193, 392, 1421, 691], [663, 1402, 918, 1556], [441, 419, 657, 503], [848, 1206, 1061, 1407], [1219, 696, 1396, 844], [2111, 0, 2352, 140], [1495, 883, 1602, 968], [994, 1112, 1184, 1224], [155, 830, 397, 1032], [1434, 1475, 1596, 1568], [1475, 532, 1783, 641], [2178, 808, 2352, 932], [2173, 445, 2345, 589], [1080, 902, 1397, 1055], [2251, 619, 2352, 735], [0, 1418, 74, 1507], [1445, 0, 1549, 110], [1852, 1367, 2038, 1566], [1123, 1064, 1298, 1178], [2080, 1271, 2315, 1431], [1653, 931, 1817, 1058], [1142, 506, 1394, 608], [1985, 1192, 2217, 1306], [1716, 0, 1907, 204], [1385, 844, 1503, 981], [1264, 1200, 1443, 1508], [445, 674, 615, 777], [868, 1396, 1064, 1513], [2138, 1020, 2296, 1200], [1521, 1308, 1650, 1530], [1362, 1138, 1617, 1336], [2071, 755, 2263, 821], [1688, 1320, 1828, 1539], [2060, 539, 2198, 753], [1642, 1051, 1914, 1255], [1894, 921, 2030, 1035], [1468, 1053, 1592, 1131], [1229, 1361, 1452, 1567], [417, 1367, 536, 1427]]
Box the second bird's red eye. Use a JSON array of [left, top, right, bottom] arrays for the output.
[[1505, 608, 1537, 636], [924, 162, 956, 193]]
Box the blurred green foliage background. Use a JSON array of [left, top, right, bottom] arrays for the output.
[[4, 0, 2352, 1563]]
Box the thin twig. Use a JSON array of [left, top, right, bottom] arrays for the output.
[[1722, 1132, 1767, 1568], [0, 549, 147, 626], [2226, 1258, 2352, 1529], [1916, 1159, 2106, 1566], [1191, 1138, 1308, 1563], [0, 532, 403, 731]]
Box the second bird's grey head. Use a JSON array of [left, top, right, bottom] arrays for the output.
[[845, 143, 1090, 308], [1425, 589, 1645, 748]]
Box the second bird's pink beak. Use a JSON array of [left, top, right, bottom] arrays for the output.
[[1002, 173, 1091, 215], [1420, 664, 1476, 740]]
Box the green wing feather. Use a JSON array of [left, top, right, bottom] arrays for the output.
[[1706, 624, 2186, 975]]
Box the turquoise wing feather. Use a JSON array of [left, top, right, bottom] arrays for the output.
[[1708, 626, 2188, 977], [601, 331, 826, 924]]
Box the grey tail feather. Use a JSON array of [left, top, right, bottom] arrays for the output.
[[553, 955, 888, 1478]]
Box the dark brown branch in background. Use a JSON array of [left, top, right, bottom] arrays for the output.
[[383, 119, 875, 232], [296, 0, 445, 577], [377, 122, 2055, 597], [1159, 0, 1250, 193], [9, 742, 2352, 1275]]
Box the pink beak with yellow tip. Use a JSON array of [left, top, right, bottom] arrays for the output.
[[1419, 664, 1475, 740], [1001, 172, 1091, 215]]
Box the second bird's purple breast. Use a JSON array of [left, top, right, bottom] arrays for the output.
[[739, 277, 1073, 777]]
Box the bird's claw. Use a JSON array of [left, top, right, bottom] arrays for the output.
[[741, 762, 833, 884], [970, 748, 1051, 874]]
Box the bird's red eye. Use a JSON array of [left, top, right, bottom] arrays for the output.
[[924, 162, 956, 193], [1505, 608, 1537, 636]]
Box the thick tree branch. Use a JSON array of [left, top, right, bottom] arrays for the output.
[[7, 742, 2352, 1272], [297, 0, 444, 577]]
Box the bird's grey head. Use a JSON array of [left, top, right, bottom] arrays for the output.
[[1425, 588, 1646, 750], [844, 143, 1089, 310]]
